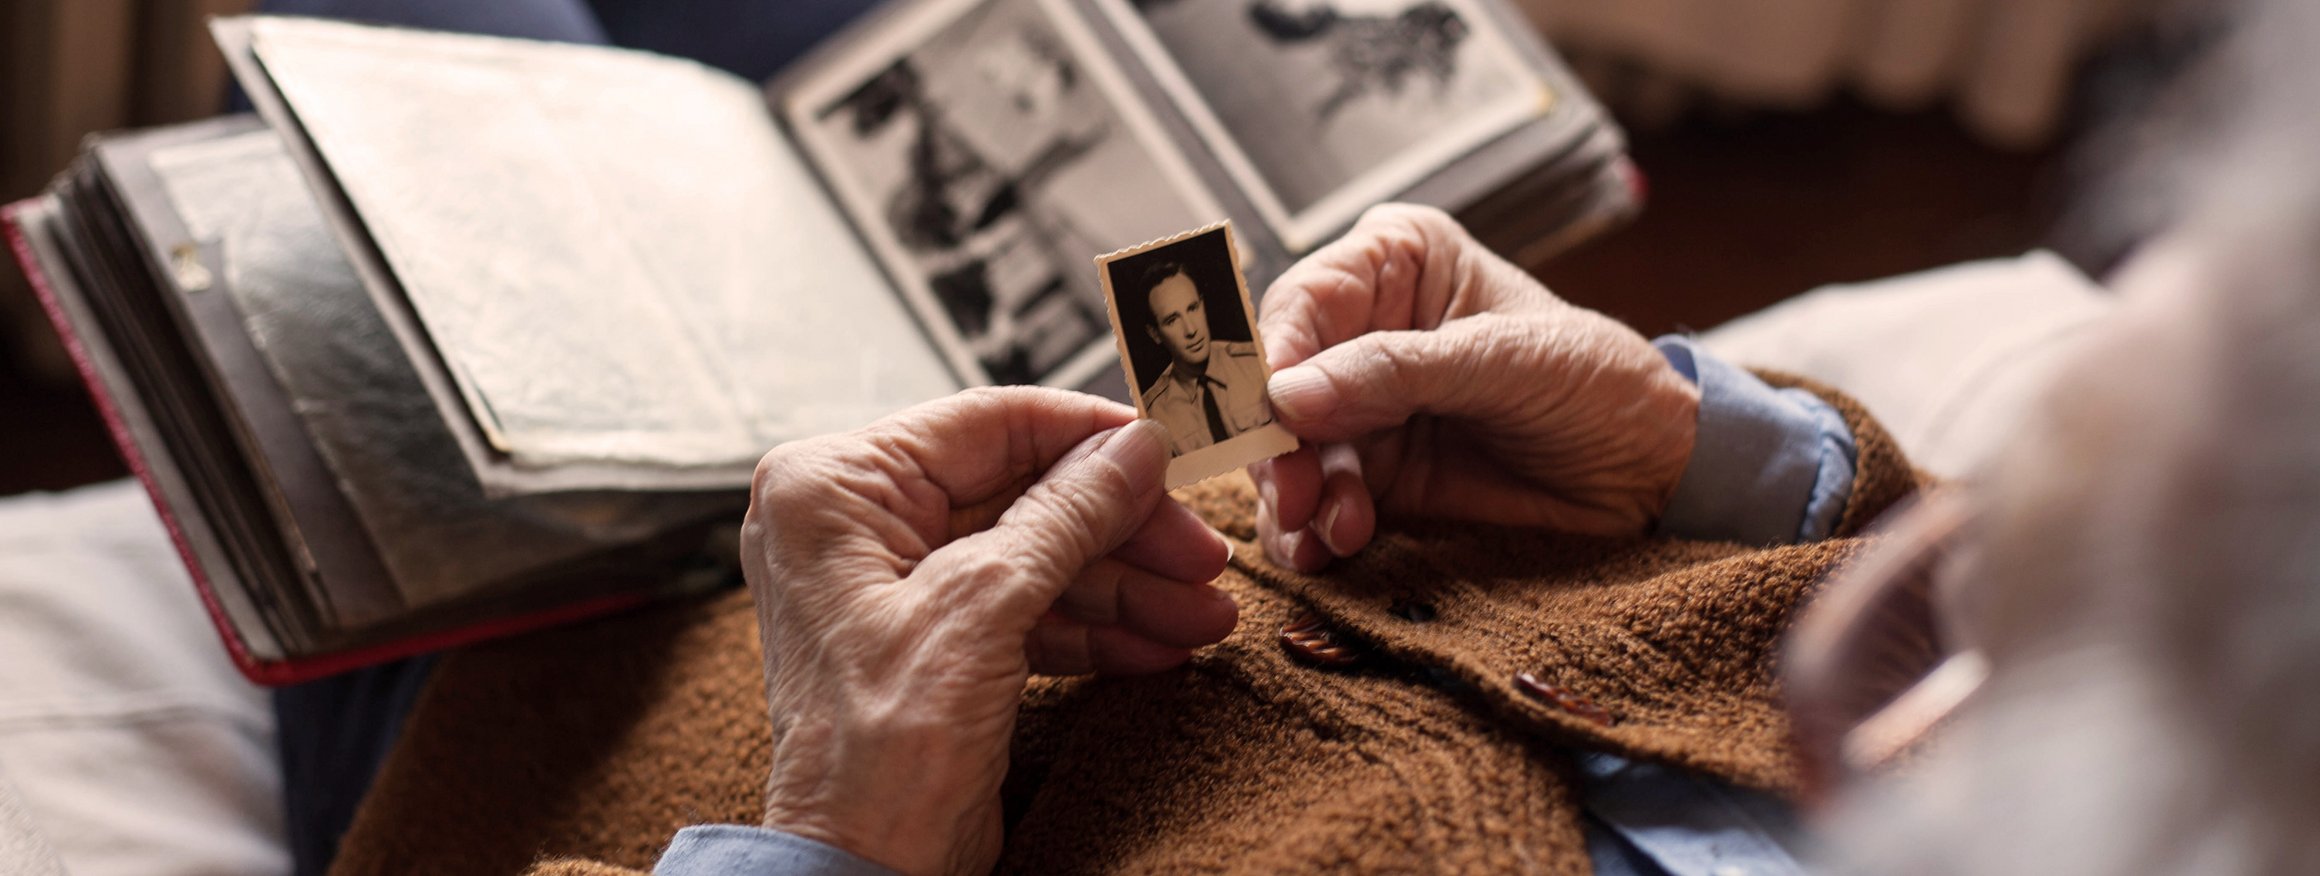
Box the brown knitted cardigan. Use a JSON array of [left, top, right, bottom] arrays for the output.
[[328, 376, 1920, 876]]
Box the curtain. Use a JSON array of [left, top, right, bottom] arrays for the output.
[[1, 0, 253, 382], [1519, 0, 2160, 147]]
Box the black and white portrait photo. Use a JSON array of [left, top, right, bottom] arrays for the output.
[[1105, 0, 1546, 249], [785, 0, 1225, 388], [1100, 222, 1298, 486]]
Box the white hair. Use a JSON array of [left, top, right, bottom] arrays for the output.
[[1822, 1, 2320, 872]]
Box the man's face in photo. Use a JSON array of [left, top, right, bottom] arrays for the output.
[[1146, 270, 1210, 371]]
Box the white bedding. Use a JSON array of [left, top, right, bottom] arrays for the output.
[[0, 480, 286, 875]]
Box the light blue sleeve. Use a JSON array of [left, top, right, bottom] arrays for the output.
[[1652, 336, 1857, 545], [652, 824, 897, 876]]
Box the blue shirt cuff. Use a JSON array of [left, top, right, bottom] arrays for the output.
[[1653, 336, 1857, 545], [654, 824, 897, 876]]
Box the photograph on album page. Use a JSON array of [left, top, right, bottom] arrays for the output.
[[782, 0, 1229, 389], [1095, 0, 1552, 251]]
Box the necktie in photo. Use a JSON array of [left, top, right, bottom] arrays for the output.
[[1201, 378, 1230, 443]]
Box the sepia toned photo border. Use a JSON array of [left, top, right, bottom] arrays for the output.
[[780, 0, 1231, 390], [1089, 0, 1554, 253], [1096, 220, 1299, 487]]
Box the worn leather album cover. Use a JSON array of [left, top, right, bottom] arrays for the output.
[[7, 119, 733, 682]]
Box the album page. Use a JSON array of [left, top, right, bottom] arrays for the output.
[[776, 0, 1231, 391], [1089, 0, 1557, 251]]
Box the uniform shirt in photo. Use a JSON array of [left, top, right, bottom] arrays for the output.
[[1140, 339, 1274, 454]]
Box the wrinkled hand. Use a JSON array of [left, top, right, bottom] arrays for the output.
[[1251, 204, 1700, 570], [742, 388, 1235, 876]]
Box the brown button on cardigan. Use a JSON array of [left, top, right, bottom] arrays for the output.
[[327, 375, 1921, 876]]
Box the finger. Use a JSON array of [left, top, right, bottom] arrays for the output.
[[1119, 576, 1238, 647], [1257, 206, 1438, 370], [1266, 315, 1544, 443], [851, 386, 1140, 521], [1251, 444, 1325, 534], [1026, 617, 1196, 676], [1255, 499, 1338, 572], [1051, 558, 1240, 648], [942, 419, 1172, 621], [1308, 444, 1376, 558], [1109, 497, 1230, 583], [1258, 204, 1547, 371]]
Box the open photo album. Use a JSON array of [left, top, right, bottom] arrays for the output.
[[4, 0, 1632, 682]]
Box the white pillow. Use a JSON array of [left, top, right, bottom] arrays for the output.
[[1700, 250, 2114, 479], [0, 480, 287, 875]]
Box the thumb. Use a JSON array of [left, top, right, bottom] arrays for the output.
[[1265, 316, 1525, 442], [955, 419, 1171, 620]]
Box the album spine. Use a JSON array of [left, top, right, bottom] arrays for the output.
[[7, 198, 656, 685], [6, 195, 277, 666]]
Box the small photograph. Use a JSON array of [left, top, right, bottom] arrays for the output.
[[1099, 222, 1299, 487], [787, 0, 1225, 388], [1104, 0, 1548, 249]]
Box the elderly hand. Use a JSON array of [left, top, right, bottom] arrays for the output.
[[742, 388, 1235, 876], [1252, 204, 1701, 570]]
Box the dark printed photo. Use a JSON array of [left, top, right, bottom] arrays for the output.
[[1102, 225, 1275, 456], [1116, 0, 1540, 244], [800, 0, 1218, 386]]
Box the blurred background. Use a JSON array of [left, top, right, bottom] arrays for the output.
[[0, 0, 2180, 497]]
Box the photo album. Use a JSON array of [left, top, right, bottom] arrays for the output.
[[3, 0, 1633, 682]]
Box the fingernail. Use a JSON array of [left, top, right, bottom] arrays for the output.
[[1315, 500, 1348, 556], [1266, 527, 1303, 568], [1258, 479, 1278, 520], [1203, 523, 1233, 568], [1096, 420, 1169, 486], [1269, 366, 1334, 422]]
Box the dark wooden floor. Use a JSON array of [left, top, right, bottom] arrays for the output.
[[0, 98, 2060, 498]]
